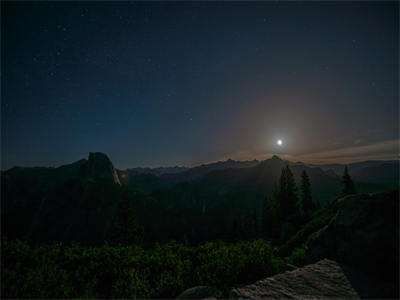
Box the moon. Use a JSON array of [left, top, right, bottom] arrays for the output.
[[277, 139, 283, 146]]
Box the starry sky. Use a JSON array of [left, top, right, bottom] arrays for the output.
[[2, 1, 398, 169]]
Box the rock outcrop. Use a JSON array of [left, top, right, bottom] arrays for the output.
[[85, 152, 120, 184], [230, 191, 399, 299], [176, 286, 221, 299], [306, 190, 399, 281], [230, 259, 359, 299]]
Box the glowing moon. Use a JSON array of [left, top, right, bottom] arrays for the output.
[[277, 139, 283, 146]]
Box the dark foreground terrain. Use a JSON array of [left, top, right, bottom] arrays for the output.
[[1, 153, 399, 298], [2, 189, 398, 299]]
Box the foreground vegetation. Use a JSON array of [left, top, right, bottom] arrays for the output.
[[1, 238, 305, 298], [1, 166, 359, 298]]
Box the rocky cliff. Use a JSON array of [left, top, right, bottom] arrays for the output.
[[230, 190, 399, 299], [230, 259, 359, 299], [306, 190, 399, 282], [85, 152, 120, 184]]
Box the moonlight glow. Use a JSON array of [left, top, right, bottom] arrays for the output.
[[277, 139, 283, 146]]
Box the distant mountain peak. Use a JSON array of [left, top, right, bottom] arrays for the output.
[[271, 155, 283, 160], [88, 152, 108, 158], [258, 155, 285, 168], [86, 152, 120, 184]]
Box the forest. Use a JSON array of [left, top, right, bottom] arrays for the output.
[[2, 164, 365, 298]]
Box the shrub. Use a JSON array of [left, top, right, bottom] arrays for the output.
[[1, 238, 285, 298], [286, 245, 306, 267]]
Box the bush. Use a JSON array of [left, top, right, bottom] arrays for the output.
[[1, 238, 285, 298], [286, 245, 306, 267]]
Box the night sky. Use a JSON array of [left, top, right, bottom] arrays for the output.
[[2, 2, 398, 169]]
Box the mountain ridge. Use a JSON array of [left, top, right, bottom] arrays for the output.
[[3, 153, 398, 191], [1, 152, 398, 245]]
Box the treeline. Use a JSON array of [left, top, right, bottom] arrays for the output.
[[1, 165, 357, 298], [229, 165, 356, 242]]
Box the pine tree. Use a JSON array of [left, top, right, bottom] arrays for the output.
[[110, 190, 142, 245], [262, 196, 268, 235], [278, 165, 299, 219], [285, 166, 298, 213], [342, 166, 355, 196], [243, 213, 255, 240], [300, 170, 315, 216], [253, 208, 258, 238], [262, 194, 278, 238], [231, 217, 243, 241], [231, 218, 240, 241]]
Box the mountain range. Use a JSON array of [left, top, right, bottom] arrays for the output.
[[1, 152, 398, 245]]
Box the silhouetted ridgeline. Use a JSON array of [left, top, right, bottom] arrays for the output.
[[1, 152, 398, 245]]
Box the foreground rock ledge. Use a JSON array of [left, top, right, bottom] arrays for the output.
[[177, 286, 221, 299], [230, 259, 358, 299]]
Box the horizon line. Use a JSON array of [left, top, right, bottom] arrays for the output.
[[2, 153, 399, 172]]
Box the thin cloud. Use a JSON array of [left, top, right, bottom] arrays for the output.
[[220, 140, 399, 165], [295, 139, 399, 164]]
